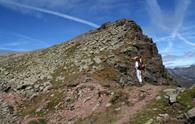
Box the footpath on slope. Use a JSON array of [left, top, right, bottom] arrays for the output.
[[114, 83, 163, 124]]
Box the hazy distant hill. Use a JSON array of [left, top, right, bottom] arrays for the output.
[[168, 65, 195, 87], [0, 49, 15, 55]]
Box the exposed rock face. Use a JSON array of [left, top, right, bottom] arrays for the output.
[[0, 19, 172, 123]]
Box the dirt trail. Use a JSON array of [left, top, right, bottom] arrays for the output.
[[21, 82, 163, 124], [114, 84, 163, 124]]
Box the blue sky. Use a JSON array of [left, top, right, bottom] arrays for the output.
[[0, 0, 195, 68]]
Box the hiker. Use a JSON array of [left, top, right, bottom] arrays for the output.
[[132, 56, 145, 86]]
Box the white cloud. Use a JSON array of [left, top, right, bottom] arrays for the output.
[[177, 33, 195, 47], [12, 33, 49, 45], [146, 0, 195, 67], [146, 0, 191, 35], [0, 0, 77, 10], [0, 32, 50, 51], [160, 39, 173, 54], [155, 36, 172, 42], [146, 0, 195, 49], [181, 25, 195, 32], [0, 46, 29, 51], [0, 0, 100, 28], [2, 41, 27, 46], [163, 51, 195, 68]]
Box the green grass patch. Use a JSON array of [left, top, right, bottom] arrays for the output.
[[51, 64, 80, 87], [110, 90, 130, 106], [46, 91, 64, 111], [75, 109, 118, 124], [93, 67, 120, 87], [128, 91, 186, 124], [177, 88, 195, 109], [19, 90, 64, 117], [28, 119, 47, 124]]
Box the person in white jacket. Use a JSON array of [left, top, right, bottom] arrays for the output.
[[132, 56, 144, 85]]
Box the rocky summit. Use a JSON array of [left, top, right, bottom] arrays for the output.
[[0, 19, 170, 94], [0, 19, 194, 124]]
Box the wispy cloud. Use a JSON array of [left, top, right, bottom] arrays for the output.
[[0, 46, 29, 51], [160, 39, 173, 54], [146, 0, 191, 36], [155, 36, 172, 43], [171, 0, 191, 38], [146, 0, 166, 30], [181, 25, 195, 31], [0, 32, 50, 51], [177, 33, 195, 46], [2, 41, 27, 47], [146, 0, 193, 49], [154, 35, 174, 54], [11, 33, 50, 46], [146, 0, 195, 67], [0, 0, 100, 28], [163, 51, 195, 68]]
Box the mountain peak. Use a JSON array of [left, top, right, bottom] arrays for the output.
[[0, 19, 172, 123], [97, 18, 142, 34], [0, 19, 170, 93]]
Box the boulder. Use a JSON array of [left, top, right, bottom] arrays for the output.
[[186, 107, 195, 119], [163, 88, 178, 104], [93, 57, 102, 64]]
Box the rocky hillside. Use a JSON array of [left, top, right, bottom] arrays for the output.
[[0, 19, 170, 95], [1, 19, 194, 124]]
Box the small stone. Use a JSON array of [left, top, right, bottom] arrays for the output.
[[111, 92, 114, 95], [35, 107, 42, 113], [163, 89, 177, 93], [29, 93, 38, 100], [4, 71, 9, 75], [158, 113, 169, 121], [145, 119, 153, 124], [153, 108, 158, 111], [169, 94, 177, 103], [93, 57, 102, 64], [115, 107, 121, 111], [186, 107, 195, 119], [176, 87, 185, 93], [155, 96, 161, 101], [156, 116, 162, 121], [106, 103, 112, 107]]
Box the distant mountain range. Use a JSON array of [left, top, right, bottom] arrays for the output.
[[0, 49, 15, 55], [168, 65, 195, 87]]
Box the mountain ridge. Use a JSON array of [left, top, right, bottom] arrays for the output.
[[1, 19, 171, 92], [0, 19, 179, 124], [0, 49, 16, 55], [168, 65, 195, 87]]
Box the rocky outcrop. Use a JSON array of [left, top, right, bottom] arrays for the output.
[[0, 19, 172, 123], [0, 19, 170, 95], [163, 87, 185, 104]]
